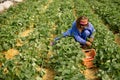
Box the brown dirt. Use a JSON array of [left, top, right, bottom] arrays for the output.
[[36, 66, 42, 72], [3, 67, 8, 74], [16, 39, 23, 46], [73, 8, 77, 19], [47, 50, 53, 59], [52, 24, 56, 31], [115, 34, 120, 45], [43, 0, 53, 13], [49, 24, 57, 40], [84, 67, 99, 80], [0, 62, 2, 67], [20, 29, 33, 37], [3, 49, 19, 59], [17, 23, 34, 46], [72, 1, 77, 19], [42, 68, 55, 80], [49, 34, 56, 41]]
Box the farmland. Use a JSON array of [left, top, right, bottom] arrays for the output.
[[0, 0, 120, 80]]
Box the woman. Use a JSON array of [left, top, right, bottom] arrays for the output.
[[52, 16, 95, 48]]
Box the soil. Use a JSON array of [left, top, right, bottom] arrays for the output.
[[35, 66, 42, 72], [44, 0, 53, 9], [42, 67, 99, 80], [72, 1, 77, 19], [84, 67, 100, 80], [16, 39, 23, 46], [42, 0, 53, 13], [115, 34, 120, 45], [47, 50, 53, 59], [42, 68, 55, 80], [3, 49, 19, 59], [0, 62, 2, 67], [20, 29, 33, 37], [3, 67, 8, 74], [73, 7, 77, 19]]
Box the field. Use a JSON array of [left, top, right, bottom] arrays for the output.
[[0, 0, 120, 80]]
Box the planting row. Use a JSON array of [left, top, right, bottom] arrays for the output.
[[0, 0, 50, 79], [46, 0, 85, 79], [86, 0, 120, 34]]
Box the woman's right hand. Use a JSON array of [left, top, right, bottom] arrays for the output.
[[86, 41, 92, 46], [89, 38, 94, 43]]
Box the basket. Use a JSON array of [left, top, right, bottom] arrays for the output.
[[83, 58, 94, 68], [82, 49, 96, 68], [82, 49, 96, 58]]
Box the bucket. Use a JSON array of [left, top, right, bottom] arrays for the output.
[[82, 49, 96, 58], [83, 58, 94, 68], [82, 49, 96, 68]]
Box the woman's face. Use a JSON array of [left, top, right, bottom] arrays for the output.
[[80, 19, 88, 28]]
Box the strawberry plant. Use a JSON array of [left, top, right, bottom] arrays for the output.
[[48, 37, 85, 80]]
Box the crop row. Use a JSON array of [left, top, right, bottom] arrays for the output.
[[85, 0, 120, 34], [0, 0, 50, 79], [96, 0, 120, 9], [46, 0, 86, 79]]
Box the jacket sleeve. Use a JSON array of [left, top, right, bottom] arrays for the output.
[[74, 32, 86, 45], [54, 21, 76, 41], [63, 29, 72, 37], [54, 29, 72, 41], [89, 30, 95, 38], [89, 27, 95, 38], [87, 23, 96, 38]]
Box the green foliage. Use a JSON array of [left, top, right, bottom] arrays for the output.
[[48, 37, 85, 79], [0, 0, 120, 80], [86, 0, 120, 34]]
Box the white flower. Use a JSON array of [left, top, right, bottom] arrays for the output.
[[0, 4, 4, 12], [2, 1, 13, 9], [14, 0, 23, 2]]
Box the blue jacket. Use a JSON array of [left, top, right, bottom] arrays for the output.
[[55, 21, 95, 45]]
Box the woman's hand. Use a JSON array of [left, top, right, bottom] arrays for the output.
[[50, 41, 56, 46], [86, 41, 92, 46], [89, 38, 94, 43]]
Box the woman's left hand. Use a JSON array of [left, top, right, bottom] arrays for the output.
[[50, 41, 56, 46], [89, 38, 94, 43]]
